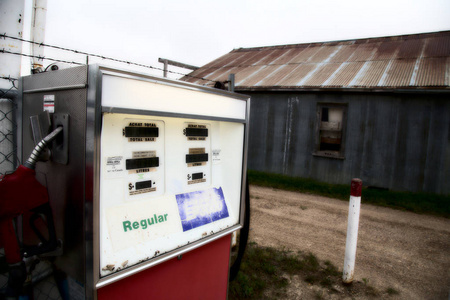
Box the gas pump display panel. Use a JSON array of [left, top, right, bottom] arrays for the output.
[[97, 72, 248, 280]]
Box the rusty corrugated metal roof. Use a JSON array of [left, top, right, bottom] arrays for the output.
[[183, 31, 450, 91]]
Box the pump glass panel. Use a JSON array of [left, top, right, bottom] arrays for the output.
[[99, 113, 244, 277]]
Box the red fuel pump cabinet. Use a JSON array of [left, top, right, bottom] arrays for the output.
[[98, 235, 231, 299]]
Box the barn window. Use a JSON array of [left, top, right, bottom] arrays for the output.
[[314, 103, 347, 159]]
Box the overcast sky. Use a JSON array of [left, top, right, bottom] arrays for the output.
[[25, 0, 450, 78]]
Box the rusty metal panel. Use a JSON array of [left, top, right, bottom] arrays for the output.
[[329, 44, 359, 63], [272, 48, 305, 65], [308, 45, 342, 63], [239, 65, 281, 87], [186, 66, 238, 85], [234, 65, 266, 85], [327, 62, 364, 87], [397, 39, 424, 59], [183, 31, 450, 90], [383, 59, 416, 87], [223, 50, 262, 67], [277, 64, 316, 86], [415, 57, 448, 86], [185, 66, 232, 85], [424, 36, 450, 57], [354, 61, 390, 87], [303, 63, 341, 86], [372, 41, 402, 60], [257, 64, 300, 86], [348, 43, 378, 62], [243, 49, 277, 66], [289, 46, 322, 63], [257, 48, 293, 65], [209, 66, 242, 82]]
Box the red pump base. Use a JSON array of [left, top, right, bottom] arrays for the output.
[[98, 234, 232, 300]]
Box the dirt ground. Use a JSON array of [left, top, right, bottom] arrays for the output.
[[249, 185, 450, 300]]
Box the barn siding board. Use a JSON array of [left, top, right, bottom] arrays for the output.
[[424, 101, 449, 193], [340, 95, 360, 182], [360, 97, 399, 189], [391, 99, 409, 191], [246, 92, 449, 194], [248, 95, 267, 170], [444, 129, 450, 195], [292, 96, 315, 177]]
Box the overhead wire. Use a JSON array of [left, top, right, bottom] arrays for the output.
[[1, 33, 215, 83]]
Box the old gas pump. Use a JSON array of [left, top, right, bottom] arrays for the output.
[[10, 65, 249, 299]]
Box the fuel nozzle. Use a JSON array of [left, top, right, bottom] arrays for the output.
[[24, 126, 64, 169]]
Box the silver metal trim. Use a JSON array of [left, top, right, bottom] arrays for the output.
[[95, 224, 242, 289], [22, 84, 87, 94], [240, 98, 251, 225], [96, 65, 250, 101], [236, 87, 450, 94], [86, 64, 101, 300], [101, 106, 247, 124], [17, 78, 24, 167]]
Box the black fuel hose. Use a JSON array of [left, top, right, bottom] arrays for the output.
[[229, 173, 250, 281]]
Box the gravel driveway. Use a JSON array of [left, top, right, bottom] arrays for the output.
[[249, 185, 450, 299]]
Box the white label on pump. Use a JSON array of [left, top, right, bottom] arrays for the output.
[[212, 149, 221, 164], [105, 156, 124, 176], [43, 95, 55, 113]]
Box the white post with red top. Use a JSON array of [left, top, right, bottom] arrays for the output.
[[343, 178, 362, 284]]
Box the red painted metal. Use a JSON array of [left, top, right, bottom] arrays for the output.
[[97, 234, 232, 300], [0, 165, 49, 264], [350, 178, 362, 197]]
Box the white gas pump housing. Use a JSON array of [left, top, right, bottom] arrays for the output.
[[96, 70, 249, 283]]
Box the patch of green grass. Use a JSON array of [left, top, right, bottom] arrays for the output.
[[323, 260, 340, 277], [229, 242, 289, 299], [248, 170, 450, 218], [386, 287, 400, 295], [229, 243, 385, 299]]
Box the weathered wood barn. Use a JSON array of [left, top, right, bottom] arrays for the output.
[[183, 31, 450, 194]]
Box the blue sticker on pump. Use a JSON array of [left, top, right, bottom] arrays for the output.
[[176, 187, 229, 232]]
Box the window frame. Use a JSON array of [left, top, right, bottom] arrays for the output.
[[313, 102, 348, 159]]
